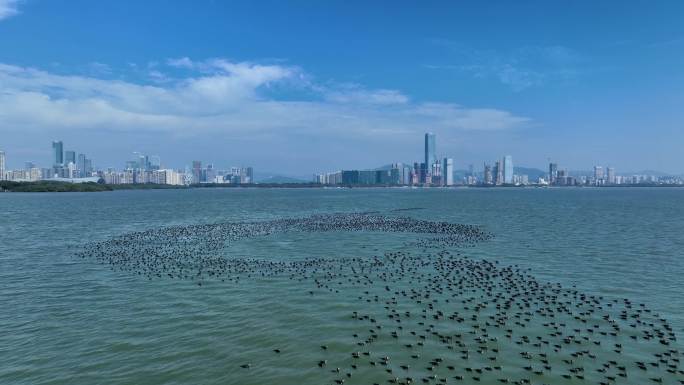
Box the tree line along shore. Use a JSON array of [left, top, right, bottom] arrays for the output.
[[0, 181, 323, 192]]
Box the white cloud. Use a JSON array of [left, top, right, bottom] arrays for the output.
[[325, 86, 409, 105], [88, 61, 113, 75], [166, 57, 194, 68], [497, 65, 545, 92], [0, 0, 19, 20], [0, 59, 529, 143]]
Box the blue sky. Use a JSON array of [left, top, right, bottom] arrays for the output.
[[1, 0, 683, 175]]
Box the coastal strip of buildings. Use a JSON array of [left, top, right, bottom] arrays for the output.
[[312, 133, 682, 187], [314, 133, 458, 187], [0, 142, 253, 186], [1, 134, 681, 186]]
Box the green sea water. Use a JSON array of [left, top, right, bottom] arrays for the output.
[[1, 188, 682, 385]]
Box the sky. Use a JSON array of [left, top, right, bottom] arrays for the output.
[[1, 0, 683, 176]]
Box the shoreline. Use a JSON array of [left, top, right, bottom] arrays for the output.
[[2, 180, 684, 193]]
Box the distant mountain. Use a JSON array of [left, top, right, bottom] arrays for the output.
[[453, 169, 469, 180], [514, 167, 546, 180], [374, 164, 400, 171], [569, 169, 677, 177], [452, 166, 545, 182], [622, 170, 673, 177], [255, 175, 309, 184], [568, 170, 592, 178]]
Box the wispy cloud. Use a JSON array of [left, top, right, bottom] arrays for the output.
[[0, 59, 530, 145], [323, 84, 410, 105], [87, 62, 113, 76], [649, 36, 684, 48], [427, 41, 584, 91], [166, 57, 194, 69], [0, 0, 19, 20]]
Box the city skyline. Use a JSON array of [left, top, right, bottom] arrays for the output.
[[1, 136, 682, 186], [2, 139, 254, 185], [310, 132, 681, 187], [5, 131, 680, 179], [1, 1, 684, 174]]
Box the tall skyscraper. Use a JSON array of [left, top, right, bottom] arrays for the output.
[[0, 150, 5, 181], [192, 160, 202, 183], [607, 167, 615, 184], [484, 164, 493, 185], [494, 160, 503, 185], [140, 154, 150, 171], [76, 154, 93, 177], [52, 141, 64, 166], [412, 162, 420, 185], [83, 158, 93, 177], [65, 151, 76, 165], [402, 165, 411, 185], [549, 163, 558, 184], [431, 161, 442, 186], [424, 132, 436, 171], [150, 155, 161, 170], [203, 164, 216, 183], [442, 158, 454, 186], [78, 154, 86, 177], [503, 155, 513, 184]]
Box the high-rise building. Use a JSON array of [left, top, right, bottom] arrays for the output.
[[78, 154, 87, 177], [431, 161, 442, 186], [27, 167, 41, 182], [515, 174, 529, 185], [204, 164, 216, 183], [607, 167, 615, 184], [402, 165, 411, 185], [131, 152, 150, 171], [65, 150, 76, 165], [390, 163, 406, 185], [388, 164, 405, 185], [0, 150, 5, 181], [484, 163, 493, 185], [503, 155, 513, 184], [424, 132, 436, 172], [549, 162, 558, 185], [442, 158, 454, 186], [150, 156, 161, 170], [140, 154, 149, 171], [83, 158, 93, 177], [419, 162, 428, 184], [594, 166, 604, 181], [67, 162, 78, 178], [192, 160, 202, 183], [52, 141, 64, 166], [494, 160, 503, 185], [410, 163, 418, 185]]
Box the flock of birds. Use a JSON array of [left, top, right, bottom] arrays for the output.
[[77, 212, 489, 284], [78, 212, 682, 385]]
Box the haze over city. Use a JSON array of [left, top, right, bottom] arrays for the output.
[[1, 0, 683, 176]]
